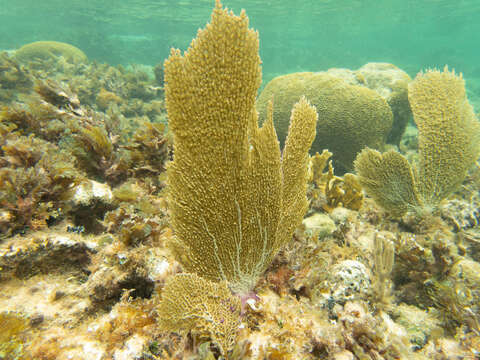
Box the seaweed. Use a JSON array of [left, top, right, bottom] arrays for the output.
[[0, 52, 33, 103], [34, 79, 82, 115], [153, 61, 164, 87], [0, 136, 81, 236], [424, 278, 479, 334], [123, 121, 169, 177], [104, 189, 168, 246], [122, 65, 158, 101], [70, 125, 128, 185]]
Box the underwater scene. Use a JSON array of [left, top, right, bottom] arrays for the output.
[[1, 0, 480, 359]]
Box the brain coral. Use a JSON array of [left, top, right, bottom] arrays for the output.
[[326, 62, 412, 145], [257, 71, 393, 173], [15, 41, 87, 64]]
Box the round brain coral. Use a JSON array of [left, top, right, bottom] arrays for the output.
[[15, 41, 88, 64], [326, 63, 412, 146], [257, 72, 393, 173]]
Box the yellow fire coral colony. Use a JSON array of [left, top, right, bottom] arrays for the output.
[[163, 0, 317, 295], [355, 67, 480, 216]]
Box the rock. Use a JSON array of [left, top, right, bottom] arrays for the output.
[[86, 263, 154, 306], [391, 303, 443, 349], [329, 207, 353, 226], [302, 213, 336, 240], [328, 260, 371, 304], [0, 233, 96, 279], [66, 180, 115, 233], [113, 334, 148, 360], [331, 350, 355, 360], [441, 198, 480, 230], [68, 180, 113, 207], [450, 258, 480, 289]]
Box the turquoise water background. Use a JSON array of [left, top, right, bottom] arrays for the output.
[[1, 0, 480, 87]]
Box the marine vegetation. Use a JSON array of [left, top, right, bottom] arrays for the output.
[[104, 184, 168, 246], [355, 67, 480, 217], [70, 125, 129, 185], [0, 52, 32, 102], [123, 121, 169, 178], [0, 135, 81, 236]]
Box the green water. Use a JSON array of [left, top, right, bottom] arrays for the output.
[[1, 0, 480, 83]]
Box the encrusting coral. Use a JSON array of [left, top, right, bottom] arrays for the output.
[[355, 67, 480, 217], [164, 0, 317, 295], [0, 311, 30, 359]]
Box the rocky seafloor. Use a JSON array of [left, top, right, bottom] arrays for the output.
[[1, 44, 480, 360]]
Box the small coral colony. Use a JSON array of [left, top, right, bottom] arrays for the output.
[[1, 0, 480, 359]]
